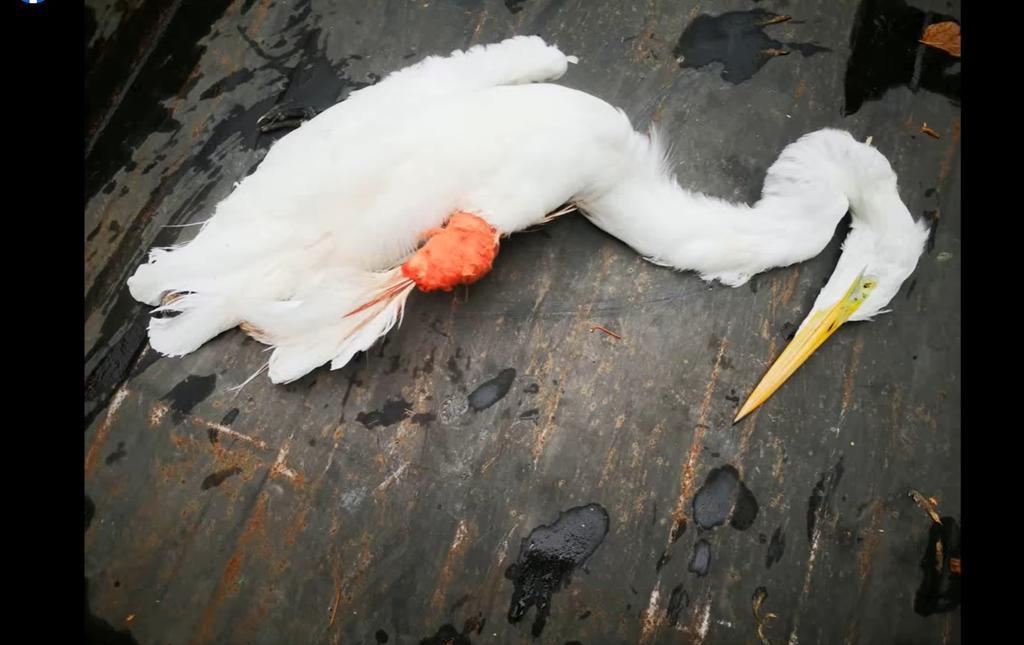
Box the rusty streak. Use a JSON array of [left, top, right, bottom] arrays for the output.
[[840, 334, 865, 416], [85, 387, 130, 477], [671, 337, 729, 527]]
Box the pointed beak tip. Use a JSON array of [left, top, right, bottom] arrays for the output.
[[734, 272, 870, 424]]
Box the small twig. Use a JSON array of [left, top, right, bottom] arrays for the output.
[[760, 14, 792, 26], [590, 324, 622, 340], [920, 123, 941, 139]]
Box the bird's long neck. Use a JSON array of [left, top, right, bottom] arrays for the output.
[[582, 130, 869, 287]]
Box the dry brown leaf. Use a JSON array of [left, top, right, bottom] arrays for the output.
[[949, 557, 961, 575], [909, 489, 942, 524], [920, 21, 961, 57], [762, 48, 789, 57], [921, 123, 941, 139]]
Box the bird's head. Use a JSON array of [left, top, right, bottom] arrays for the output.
[[735, 138, 930, 422]]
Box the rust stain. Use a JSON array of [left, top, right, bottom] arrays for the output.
[[889, 386, 905, 444], [598, 444, 619, 488], [845, 622, 859, 645], [430, 520, 475, 613], [856, 500, 885, 579], [794, 79, 806, 99], [469, 9, 488, 44], [778, 268, 800, 306], [937, 117, 961, 185], [327, 530, 375, 636], [840, 335, 865, 416], [86, 386, 130, 477], [651, 97, 667, 124], [149, 402, 168, 426], [638, 585, 662, 644], [671, 337, 728, 526], [193, 492, 268, 643], [244, 0, 272, 38]]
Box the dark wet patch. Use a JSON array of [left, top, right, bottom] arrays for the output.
[[463, 613, 485, 636], [85, 0, 237, 198], [199, 68, 256, 100], [843, 0, 961, 115], [578, 610, 591, 620], [766, 526, 786, 569], [468, 368, 516, 411], [220, 408, 239, 425], [411, 412, 437, 426], [518, 408, 540, 422], [357, 398, 412, 428], [505, 0, 529, 13], [85, 578, 141, 645], [85, 495, 96, 532], [446, 350, 465, 382], [689, 539, 712, 576], [807, 458, 845, 541], [161, 374, 217, 424], [780, 321, 797, 341], [419, 625, 471, 645], [524, 383, 540, 394], [666, 583, 689, 626], [506, 503, 609, 637], [105, 441, 127, 466], [84, 299, 149, 429], [375, 629, 389, 643], [673, 10, 831, 84], [201, 466, 242, 490], [731, 480, 760, 529], [693, 465, 759, 531], [914, 517, 961, 615]]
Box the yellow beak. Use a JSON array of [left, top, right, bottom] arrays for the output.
[[734, 272, 876, 423]]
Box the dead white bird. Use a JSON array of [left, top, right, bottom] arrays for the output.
[[127, 36, 928, 419]]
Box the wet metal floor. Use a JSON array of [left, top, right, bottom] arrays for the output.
[[85, 1, 961, 643]]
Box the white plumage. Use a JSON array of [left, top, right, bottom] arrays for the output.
[[128, 36, 927, 403]]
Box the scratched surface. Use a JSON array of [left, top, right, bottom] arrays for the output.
[[85, 1, 961, 643]]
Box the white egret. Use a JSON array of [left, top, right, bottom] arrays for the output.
[[126, 36, 928, 418]]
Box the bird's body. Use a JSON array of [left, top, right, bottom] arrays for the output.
[[128, 36, 927, 415]]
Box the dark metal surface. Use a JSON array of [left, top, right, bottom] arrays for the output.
[[85, 1, 961, 643]]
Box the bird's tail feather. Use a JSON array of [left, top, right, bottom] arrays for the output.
[[147, 292, 240, 357], [241, 267, 416, 384]]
